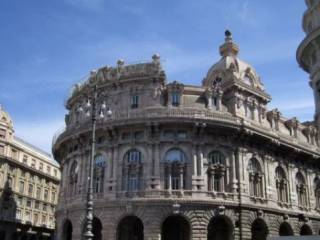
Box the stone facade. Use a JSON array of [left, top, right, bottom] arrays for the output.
[[0, 107, 61, 240], [53, 3, 320, 240], [297, 0, 320, 127]]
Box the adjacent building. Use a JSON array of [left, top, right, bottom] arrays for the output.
[[0, 107, 61, 240]]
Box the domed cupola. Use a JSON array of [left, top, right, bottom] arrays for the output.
[[203, 31, 271, 120], [203, 30, 266, 93]]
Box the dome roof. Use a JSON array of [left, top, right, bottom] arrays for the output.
[[0, 105, 13, 129], [203, 31, 265, 91]]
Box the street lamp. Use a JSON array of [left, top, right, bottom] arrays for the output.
[[83, 73, 112, 240]]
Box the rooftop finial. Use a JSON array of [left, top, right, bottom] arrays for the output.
[[225, 30, 232, 38], [219, 29, 239, 57]]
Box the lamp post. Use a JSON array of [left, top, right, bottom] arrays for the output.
[[83, 76, 112, 240]]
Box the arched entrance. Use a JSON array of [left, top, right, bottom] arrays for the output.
[[93, 217, 103, 240], [300, 224, 313, 235], [207, 216, 234, 240], [117, 216, 143, 240], [161, 215, 190, 240], [279, 222, 294, 236], [62, 219, 73, 240], [251, 218, 268, 240]]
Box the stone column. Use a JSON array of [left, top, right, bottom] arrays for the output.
[[221, 171, 225, 192], [168, 165, 172, 191], [289, 164, 297, 205], [192, 145, 198, 176], [179, 165, 184, 190], [154, 143, 161, 189], [306, 169, 312, 208], [112, 144, 119, 191], [217, 90, 223, 111], [231, 151, 238, 193], [146, 143, 153, 189], [198, 147, 204, 177]]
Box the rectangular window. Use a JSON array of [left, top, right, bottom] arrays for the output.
[[172, 92, 180, 106], [44, 189, 48, 201], [28, 184, 33, 196], [17, 197, 23, 206], [31, 159, 36, 168], [34, 213, 38, 225], [0, 129, 6, 139], [25, 211, 31, 222], [130, 95, 139, 109], [0, 145, 4, 155], [172, 177, 180, 190], [19, 181, 25, 194], [128, 151, 141, 163], [39, 163, 43, 171], [43, 203, 47, 211], [21, 170, 25, 177], [128, 177, 138, 191], [47, 166, 51, 174], [36, 187, 41, 199], [35, 201, 39, 209], [26, 199, 32, 208], [54, 169, 57, 177], [42, 215, 46, 225], [11, 149, 18, 160], [51, 192, 56, 203], [23, 155, 28, 164]]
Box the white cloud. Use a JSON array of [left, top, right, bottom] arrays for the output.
[[14, 119, 65, 155]]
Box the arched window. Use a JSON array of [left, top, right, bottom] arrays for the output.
[[122, 149, 143, 192], [162, 215, 190, 240], [92, 217, 103, 240], [164, 149, 186, 190], [117, 216, 144, 240], [248, 158, 264, 198], [93, 155, 106, 193], [296, 172, 308, 207], [207, 215, 233, 240], [62, 219, 73, 240], [279, 222, 294, 236], [300, 224, 313, 235], [69, 161, 78, 196], [275, 166, 288, 203], [314, 178, 320, 209], [251, 218, 268, 240], [207, 151, 226, 192]]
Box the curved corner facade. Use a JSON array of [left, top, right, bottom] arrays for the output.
[[297, 0, 320, 124], [53, 31, 320, 240]]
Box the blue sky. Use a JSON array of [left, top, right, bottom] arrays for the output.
[[0, 0, 313, 153]]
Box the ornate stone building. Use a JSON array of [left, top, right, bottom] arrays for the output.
[[0, 106, 61, 240], [53, 2, 320, 240]]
